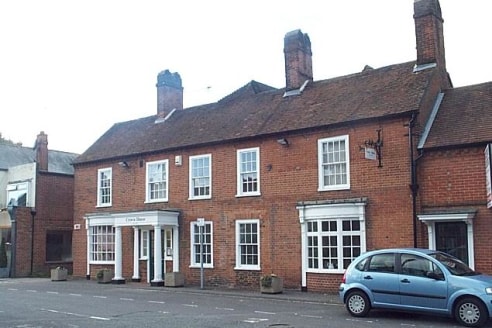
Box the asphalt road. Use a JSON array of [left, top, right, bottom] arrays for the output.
[[0, 278, 487, 327]]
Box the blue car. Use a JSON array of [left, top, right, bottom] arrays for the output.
[[339, 248, 492, 327]]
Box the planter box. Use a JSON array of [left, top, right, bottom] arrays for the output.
[[260, 276, 283, 294], [97, 270, 113, 284], [165, 272, 184, 287], [51, 268, 68, 281]]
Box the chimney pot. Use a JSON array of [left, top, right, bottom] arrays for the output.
[[156, 69, 183, 118], [35, 131, 48, 171], [284, 29, 313, 91]]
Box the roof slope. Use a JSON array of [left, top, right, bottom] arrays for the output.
[[423, 82, 492, 149], [0, 144, 78, 175], [75, 61, 436, 164]]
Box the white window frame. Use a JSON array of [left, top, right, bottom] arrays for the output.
[[189, 154, 212, 200], [145, 159, 169, 203], [97, 168, 112, 207], [140, 230, 149, 259], [235, 219, 260, 270], [190, 221, 214, 268], [318, 135, 350, 191], [89, 225, 115, 264], [306, 218, 365, 273], [236, 147, 260, 197]]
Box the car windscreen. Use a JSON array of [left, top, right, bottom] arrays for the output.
[[430, 252, 477, 276]]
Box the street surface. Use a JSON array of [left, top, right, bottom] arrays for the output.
[[0, 278, 489, 327]]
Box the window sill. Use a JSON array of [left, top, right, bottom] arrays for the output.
[[144, 199, 168, 204], [235, 192, 261, 198], [317, 186, 350, 192], [96, 204, 112, 208], [234, 266, 261, 271], [189, 264, 214, 269], [188, 196, 212, 201]]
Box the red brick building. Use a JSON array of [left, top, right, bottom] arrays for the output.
[[0, 132, 77, 277], [71, 0, 491, 292]]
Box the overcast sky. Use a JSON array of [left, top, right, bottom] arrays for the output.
[[0, 0, 490, 154]]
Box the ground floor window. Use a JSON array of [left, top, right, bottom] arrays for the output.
[[298, 200, 367, 275], [307, 218, 362, 271], [190, 221, 213, 267], [90, 225, 115, 263], [235, 219, 260, 270], [46, 230, 72, 261]]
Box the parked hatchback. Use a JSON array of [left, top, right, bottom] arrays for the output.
[[339, 248, 492, 327]]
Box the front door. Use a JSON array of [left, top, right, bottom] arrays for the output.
[[149, 230, 165, 281]]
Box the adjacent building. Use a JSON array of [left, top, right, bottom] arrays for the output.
[[0, 132, 78, 277], [71, 0, 492, 292]]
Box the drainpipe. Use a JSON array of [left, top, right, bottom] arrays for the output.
[[7, 201, 17, 278], [30, 207, 36, 276], [408, 113, 423, 248]]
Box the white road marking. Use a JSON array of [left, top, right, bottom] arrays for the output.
[[26, 289, 37, 292], [216, 307, 234, 311], [120, 298, 134, 301], [300, 314, 323, 318], [47, 291, 59, 294], [254, 310, 276, 315], [93, 295, 107, 299], [183, 304, 198, 307], [244, 318, 269, 323], [149, 300, 165, 304], [41, 308, 111, 321], [69, 293, 82, 296]]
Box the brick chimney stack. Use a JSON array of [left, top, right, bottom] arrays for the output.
[[284, 30, 313, 91], [35, 131, 48, 171], [156, 70, 183, 118], [413, 0, 446, 70]]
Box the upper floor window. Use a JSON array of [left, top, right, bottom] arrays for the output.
[[318, 135, 350, 191], [237, 147, 260, 197], [235, 219, 260, 270], [90, 225, 115, 263], [146, 160, 168, 202], [189, 154, 211, 200], [190, 221, 213, 268], [97, 168, 112, 207], [6, 182, 28, 207]]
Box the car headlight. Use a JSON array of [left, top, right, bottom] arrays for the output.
[[485, 287, 492, 294]]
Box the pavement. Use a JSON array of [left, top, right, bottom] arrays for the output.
[[1, 277, 342, 305]]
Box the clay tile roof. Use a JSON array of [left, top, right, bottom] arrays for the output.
[[75, 61, 435, 164], [423, 82, 492, 149]]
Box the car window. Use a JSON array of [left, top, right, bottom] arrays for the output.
[[400, 254, 443, 278], [367, 253, 395, 273], [355, 257, 368, 271], [430, 252, 477, 276]]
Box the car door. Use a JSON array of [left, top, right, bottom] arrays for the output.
[[362, 252, 400, 306], [399, 253, 448, 311]]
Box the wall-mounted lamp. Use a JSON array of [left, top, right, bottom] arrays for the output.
[[277, 138, 289, 146], [118, 161, 129, 168]]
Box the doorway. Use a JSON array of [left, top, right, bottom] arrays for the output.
[[435, 222, 468, 265]]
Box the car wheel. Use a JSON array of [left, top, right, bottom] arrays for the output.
[[454, 297, 488, 327], [346, 290, 370, 317]]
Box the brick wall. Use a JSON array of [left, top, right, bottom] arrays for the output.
[[74, 116, 419, 292], [419, 146, 492, 273]]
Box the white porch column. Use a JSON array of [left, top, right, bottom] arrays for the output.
[[298, 207, 308, 291], [172, 225, 179, 272], [113, 226, 125, 283], [85, 221, 91, 279], [132, 227, 140, 281], [151, 225, 163, 286]]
